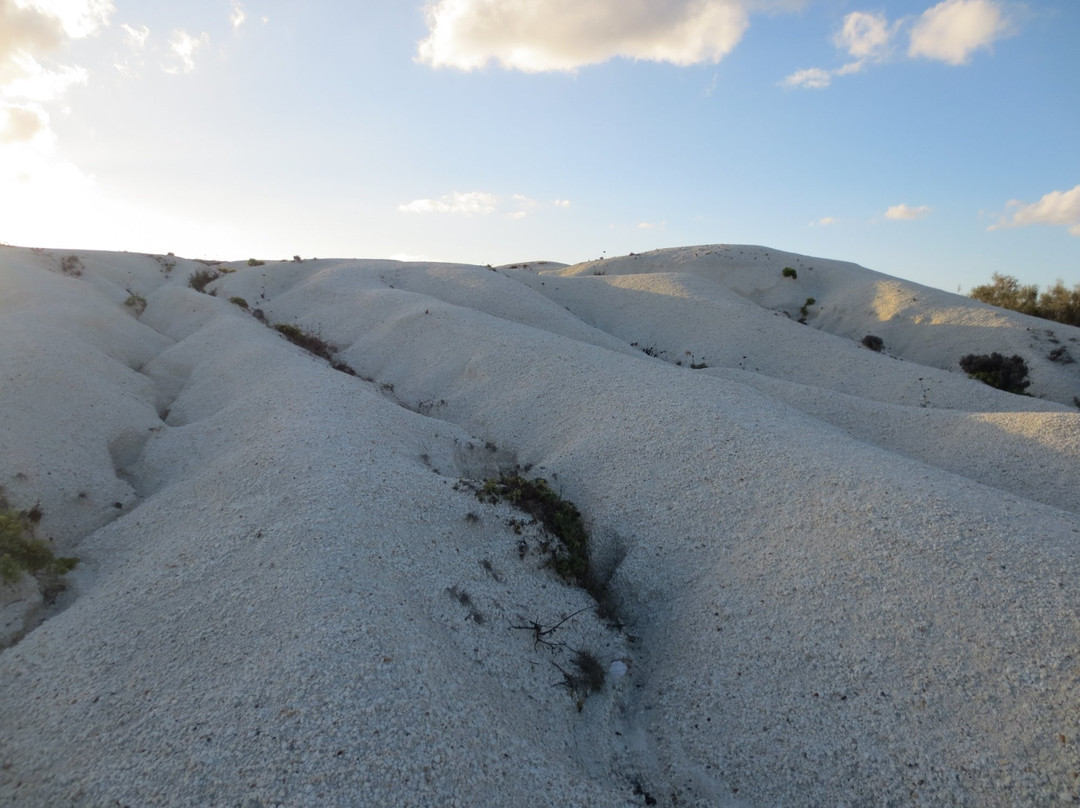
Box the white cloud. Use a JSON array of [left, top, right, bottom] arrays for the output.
[[908, 0, 1012, 65], [834, 11, 892, 60], [0, 101, 45, 142], [399, 191, 499, 215], [0, 1, 63, 86], [816, 216, 837, 226], [16, 0, 114, 39], [416, 0, 773, 72], [121, 22, 148, 48], [231, 2, 246, 28], [989, 185, 1080, 236], [783, 10, 895, 89], [0, 0, 107, 95], [781, 66, 833, 89], [886, 203, 932, 220], [553, 199, 571, 207], [785, 1, 1014, 90], [165, 29, 209, 74]]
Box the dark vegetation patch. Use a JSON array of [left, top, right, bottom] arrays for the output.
[[273, 323, 357, 376], [969, 272, 1080, 327], [188, 268, 221, 293], [60, 255, 84, 277], [861, 334, 884, 351], [959, 352, 1031, 394], [0, 494, 77, 595], [477, 474, 594, 595]]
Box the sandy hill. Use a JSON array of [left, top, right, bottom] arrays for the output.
[[1, 244, 1078, 807]]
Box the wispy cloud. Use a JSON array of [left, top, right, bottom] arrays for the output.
[[165, 29, 209, 74], [815, 216, 838, 226], [399, 191, 560, 218], [782, 66, 833, 90], [783, 0, 1014, 89], [988, 185, 1080, 236], [783, 9, 897, 89], [886, 203, 932, 221], [230, 2, 246, 29], [416, 0, 802, 72], [121, 22, 149, 48], [908, 0, 1013, 65], [399, 191, 499, 215]]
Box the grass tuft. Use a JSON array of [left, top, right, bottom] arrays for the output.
[[478, 474, 595, 595], [0, 497, 77, 586]]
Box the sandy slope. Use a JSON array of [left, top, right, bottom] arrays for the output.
[[1, 244, 1078, 807]]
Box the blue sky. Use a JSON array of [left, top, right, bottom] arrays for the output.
[[1, 0, 1077, 293]]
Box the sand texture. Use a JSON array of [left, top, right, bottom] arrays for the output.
[[1, 244, 1078, 807]]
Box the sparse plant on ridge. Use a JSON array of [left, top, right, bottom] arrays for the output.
[[1048, 346, 1074, 364], [188, 268, 220, 293], [60, 255, 84, 277], [0, 496, 77, 588], [959, 352, 1031, 394], [247, 258, 265, 266], [229, 296, 249, 309], [554, 648, 606, 697], [862, 335, 884, 351], [477, 473, 595, 596], [782, 267, 797, 279], [124, 292, 147, 316], [272, 322, 357, 376]]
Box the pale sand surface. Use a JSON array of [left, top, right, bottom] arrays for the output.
[[1, 244, 1078, 806]]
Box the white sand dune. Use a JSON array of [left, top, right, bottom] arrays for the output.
[[1, 244, 1078, 807]]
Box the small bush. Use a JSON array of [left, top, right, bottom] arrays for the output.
[[478, 474, 593, 594], [124, 293, 147, 315], [247, 258, 265, 267], [60, 255, 84, 277], [861, 335, 884, 352], [782, 267, 797, 279], [1048, 347, 1074, 364], [0, 501, 77, 585], [272, 323, 357, 376], [188, 268, 220, 292], [555, 649, 606, 699], [229, 296, 249, 309], [959, 352, 1031, 394], [274, 323, 336, 360]]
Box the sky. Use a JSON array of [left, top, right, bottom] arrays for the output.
[[0, 0, 1077, 293]]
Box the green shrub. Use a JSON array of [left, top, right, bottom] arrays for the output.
[[188, 268, 220, 292], [124, 293, 147, 315], [273, 323, 335, 360], [478, 474, 593, 594], [862, 335, 884, 351], [229, 296, 249, 309], [782, 267, 797, 279], [0, 503, 77, 585], [959, 352, 1030, 394], [970, 273, 1080, 326], [247, 258, 265, 267]]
